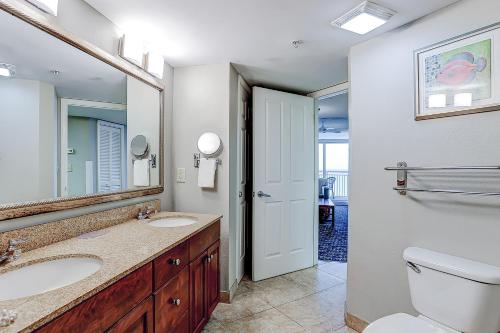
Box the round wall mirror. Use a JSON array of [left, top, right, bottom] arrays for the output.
[[131, 135, 149, 158], [197, 132, 222, 157]]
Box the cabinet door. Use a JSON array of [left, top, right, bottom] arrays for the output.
[[207, 241, 220, 316], [107, 297, 153, 333], [155, 266, 189, 332], [190, 252, 207, 333]]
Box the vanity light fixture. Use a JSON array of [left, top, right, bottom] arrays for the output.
[[331, 1, 396, 35], [0, 63, 15, 78], [146, 52, 165, 79], [120, 34, 144, 67], [25, 0, 58, 16]]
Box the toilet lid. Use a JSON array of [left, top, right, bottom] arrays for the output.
[[363, 313, 448, 333]]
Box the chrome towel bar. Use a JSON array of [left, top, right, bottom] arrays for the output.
[[385, 165, 500, 171], [392, 187, 500, 196], [385, 161, 500, 196]]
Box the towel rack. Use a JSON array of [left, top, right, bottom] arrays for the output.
[[385, 161, 500, 196], [193, 153, 222, 168]]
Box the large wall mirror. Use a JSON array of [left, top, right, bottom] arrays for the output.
[[0, 5, 164, 220]]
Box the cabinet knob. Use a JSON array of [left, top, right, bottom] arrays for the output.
[[171, 298, 181, 306], [169, 258, 181, 266], [207, 254, 214, 263]]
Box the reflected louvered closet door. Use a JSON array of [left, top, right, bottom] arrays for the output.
[[97, 120, 125, 193]]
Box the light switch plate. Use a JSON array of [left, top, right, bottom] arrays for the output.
[[176, 168, 186, 183]]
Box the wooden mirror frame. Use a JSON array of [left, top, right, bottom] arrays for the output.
[[0, 0, 165, 221]]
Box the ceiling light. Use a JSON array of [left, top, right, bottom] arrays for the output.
[[331, 1, 396, 35], [146, 52, 164, 79], [120, 34, 144, 67], [0, 63, 15, 78], [25, 0, 58, 16]]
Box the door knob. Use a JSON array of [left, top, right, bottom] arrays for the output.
[[257, 191, 271, 198], [239, 191, 243, 198]]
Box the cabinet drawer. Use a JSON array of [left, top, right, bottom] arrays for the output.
[[189, 220, 220, 261], [154, 266, 189, 332], [37, 263, 153, 333], [154, 240, 188, 289]]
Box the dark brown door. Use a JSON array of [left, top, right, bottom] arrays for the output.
[[206, 241, 220, 316], [190, 252, 207, 333], [155, 267, 189, 332], [107, 297, 153, 333]]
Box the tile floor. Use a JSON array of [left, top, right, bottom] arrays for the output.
[[203, 261, 356, 333]]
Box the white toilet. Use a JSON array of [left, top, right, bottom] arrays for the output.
[[363, 247, 500, 333]]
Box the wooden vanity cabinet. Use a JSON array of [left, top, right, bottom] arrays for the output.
[[107, 297, 154, 333], [35, 220, 220, 333]]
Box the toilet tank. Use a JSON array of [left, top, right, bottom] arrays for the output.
[[404, 247, 500, 333]]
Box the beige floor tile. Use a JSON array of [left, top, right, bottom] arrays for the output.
[[318, 262, 347, 280], [276, 284, 346, 330], [219, 308, 305, 333], [211, 288, 273, 321], [238, 275, 314, 306], [283, 267, 344, 293]]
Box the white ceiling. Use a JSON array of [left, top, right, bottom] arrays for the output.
[[318, 93, 348, 119], [0, 10, 126, 104], [84, 0, 459, 93]]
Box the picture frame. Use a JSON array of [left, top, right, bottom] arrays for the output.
[[414, 22, 500, 120]]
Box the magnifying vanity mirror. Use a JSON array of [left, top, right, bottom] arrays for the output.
[[197, 132, 223, 157], [0, 5, 164, 220], [131, 135, 150, 158]]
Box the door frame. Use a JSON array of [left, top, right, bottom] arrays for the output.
[[308, 82, 350, 265], [235, 75, 251, 282], [59, 98, 126, 197]]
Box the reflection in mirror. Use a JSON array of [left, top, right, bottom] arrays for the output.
[[0, 10, 161, 206]]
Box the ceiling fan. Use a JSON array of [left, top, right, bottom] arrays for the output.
[[318, 120, 346, 133]]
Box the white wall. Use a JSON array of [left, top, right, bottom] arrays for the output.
[[127, 76, 161, 188], [348, 0, 500, 323], [0, 79, 56, 204], [173, 64, 237, 292], [1, 0, 174, 231]]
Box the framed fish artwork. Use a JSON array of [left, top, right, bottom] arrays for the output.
[[414, 23, 500, 120]]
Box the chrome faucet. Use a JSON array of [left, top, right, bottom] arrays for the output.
[[0, 238, 27, 265], [137, 206, 156, 220]]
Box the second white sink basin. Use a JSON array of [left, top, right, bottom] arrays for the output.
[[148, 217, 198, 228], [0, 256, 102, 301]]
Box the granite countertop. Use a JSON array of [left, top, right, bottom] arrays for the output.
[[0, 211, 221, 333]]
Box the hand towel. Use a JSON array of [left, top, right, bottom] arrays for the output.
[[133, 159, 150, 187], [198, 158, 217, 188]]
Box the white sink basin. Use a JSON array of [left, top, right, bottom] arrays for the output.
[[0, 256, 102, 301], [148, 217, 198, 228]]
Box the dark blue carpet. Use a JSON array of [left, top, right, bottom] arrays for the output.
[[318, 205, 348, 262]]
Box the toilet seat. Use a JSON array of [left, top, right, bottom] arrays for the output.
[[363, 313, 454, 333]]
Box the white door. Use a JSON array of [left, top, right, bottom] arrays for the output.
[[236, 76, 251, 282], [252, 87, 315, 281], [97, 120, 125, 192]]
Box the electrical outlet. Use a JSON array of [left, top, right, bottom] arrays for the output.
[[176, 168, 186, 183]]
